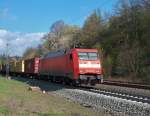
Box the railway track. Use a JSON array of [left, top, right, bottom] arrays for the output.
[[79, 86, 150, 104], [8, 76, 150, 116], [103, 80, 150, 90], [8, 75, 150, 104]]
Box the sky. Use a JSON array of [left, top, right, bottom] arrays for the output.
[[0, 0, 118, 56]]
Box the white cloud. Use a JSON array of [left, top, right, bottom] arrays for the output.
[[0, 29, 45, 56]]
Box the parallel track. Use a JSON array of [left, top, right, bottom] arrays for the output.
[[79, 86, 150, 104], [103, 80, 150, 90]]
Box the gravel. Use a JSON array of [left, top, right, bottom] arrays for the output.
[[96, 84, 150, 98], [52, 88, 150, 116], [11, 77, 150, 116]]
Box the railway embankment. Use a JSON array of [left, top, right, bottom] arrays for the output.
[[0, 76, 108, 116], [53, 88, 150, 116], [10, 76, 150, 116], [96, 84, 150, 99]]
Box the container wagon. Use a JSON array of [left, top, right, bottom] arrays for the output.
[[10, 60, 24, 76]]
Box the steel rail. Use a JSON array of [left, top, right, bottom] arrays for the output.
[[78, 86, 150, 104], [103, 80, 150, 90]]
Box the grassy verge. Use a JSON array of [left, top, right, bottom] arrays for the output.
[[0, 76, 107, 116]]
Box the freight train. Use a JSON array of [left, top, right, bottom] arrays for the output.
[[0, 48, 103, 86]]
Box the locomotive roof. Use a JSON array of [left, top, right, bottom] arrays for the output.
[[41, 50, 65, 59], [73, 48, 98, 52], [40, 48, 98, 59]]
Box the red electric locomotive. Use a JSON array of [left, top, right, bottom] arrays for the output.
[[39, 48, 103, 85]]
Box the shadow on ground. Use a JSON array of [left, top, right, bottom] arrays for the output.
[[11, 76, 69, 92]]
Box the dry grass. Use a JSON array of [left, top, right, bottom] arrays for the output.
[[0, 77, 109, 116]]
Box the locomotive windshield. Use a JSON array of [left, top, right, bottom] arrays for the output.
[[78, 52, 98, 60]]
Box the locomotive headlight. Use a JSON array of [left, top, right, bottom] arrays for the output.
[[99, 63, 101, 68], [96, 70, 100, 73], [80, 70, 83, 73]]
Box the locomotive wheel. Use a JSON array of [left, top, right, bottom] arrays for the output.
[[70, 81, 74, 86], [71, 80, 79, 87], [62, 81, 65, 85], [52, 76, 56, 83], [90, 82, 96, 86], [62, 78, 67, 85], [90, 80, 96, 86]]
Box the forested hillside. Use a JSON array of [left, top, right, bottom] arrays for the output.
[[22, 0, 150, 82]]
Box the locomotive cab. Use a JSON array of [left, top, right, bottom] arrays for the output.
[[71, 49, 103, 85]]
